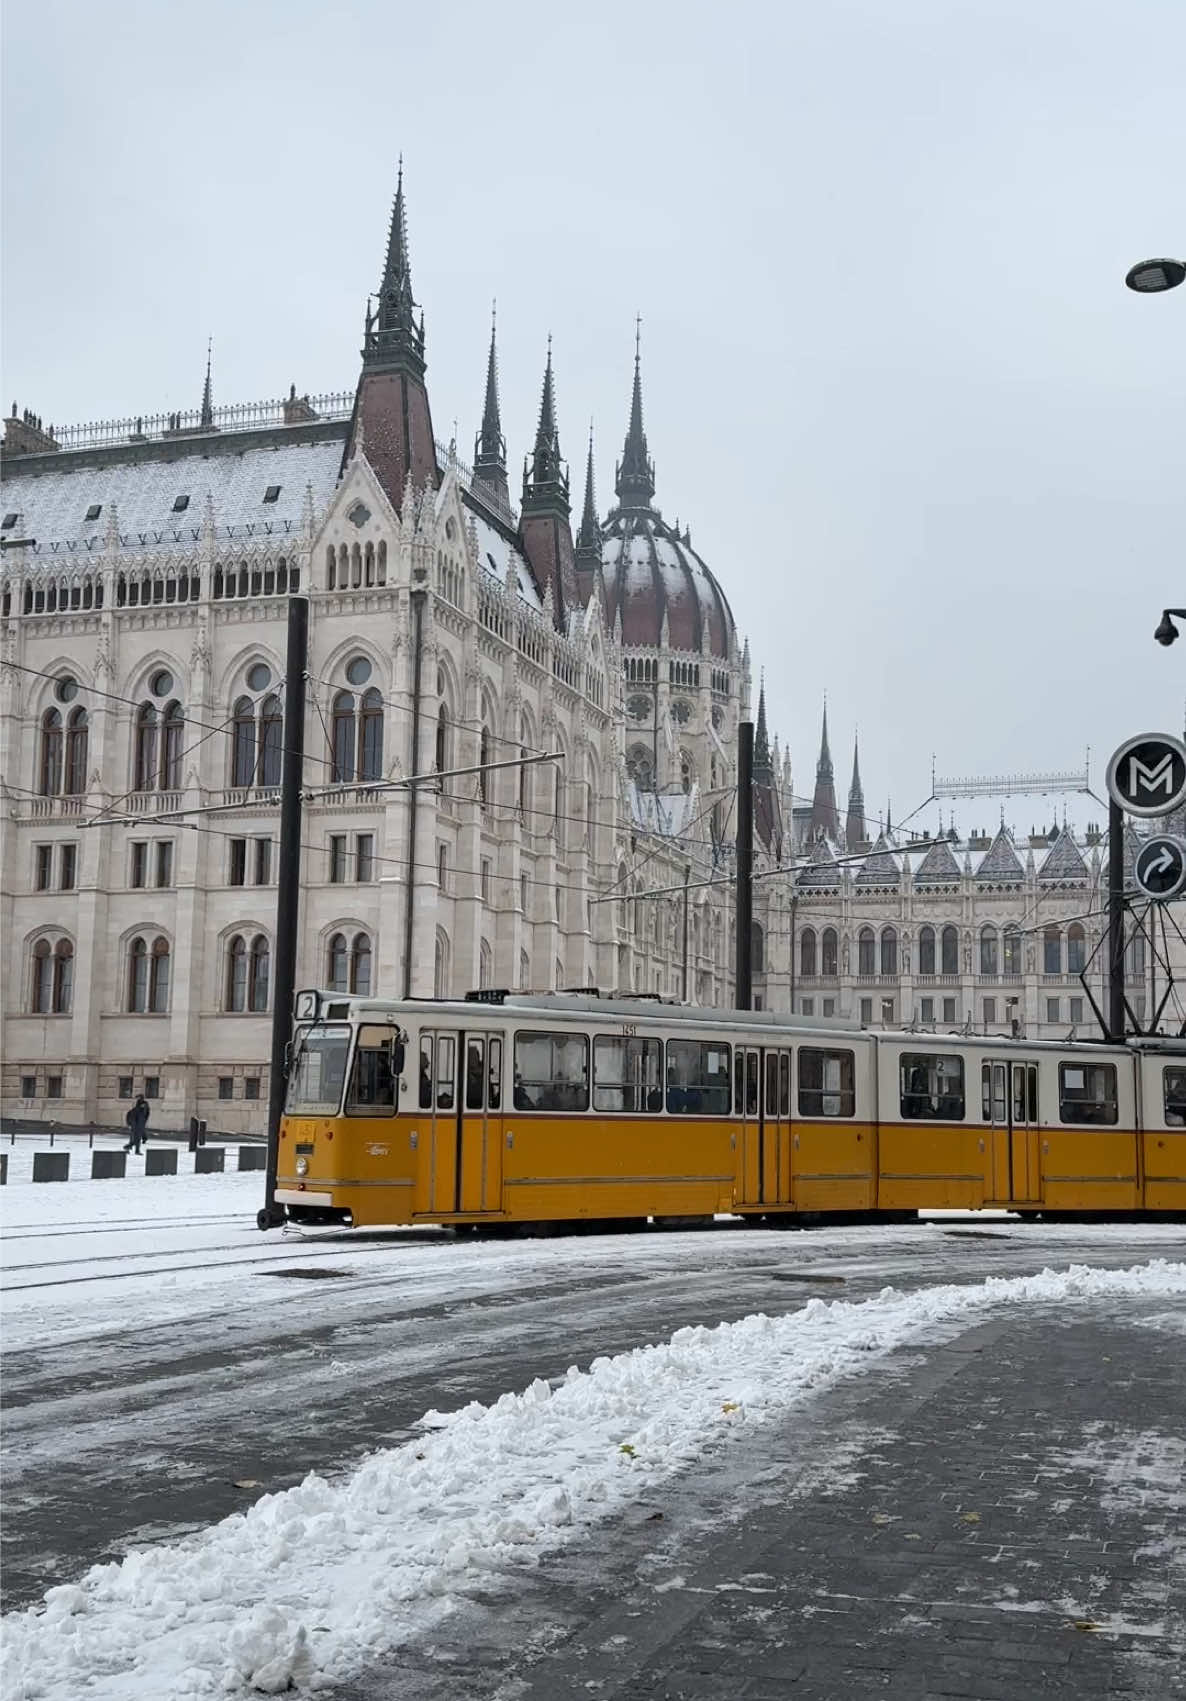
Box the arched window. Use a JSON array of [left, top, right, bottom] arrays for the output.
[[161, 702, 184, 791], [941, 924, 959, 976], [519, 948, 530, 991], [880, 927, 898, 977], [150, 937, 170, 1012], [434, 929, 449, 998], [1127, 927, 1145, 979], [980, 926, 998, 976], [479, 726, 491, 804], [259, 696, 282, 788], [751, 922, 764, 975], [51, 940, 73, 1012], [128, 936, 149, 1011], [680, 751, 694, 794], [858, 927, 876, 976], [1067, 923, 1086, 975], [822, 927, 838, 977], [64, 708, 89, 795], [331, 692, 355, 784], [232, 696, 256, 788], [1043, 926, 1061, 976], [352, 933, 371, 995], [226, 934, 248, 1011], [39, 709, 64, 795], [435, 703, 449, 787], [1003, 926, 1021, 976], [800, 927, 817, 978], [327, 932, 348, 991], [358, 690, 383, 781], [626, 745, 653, 790], [31, 940, 53, 1012], [919, 925, 936, 976], [479, 939, 493, 989], [134, 703, 158, 792], [128, 935, 170, 1012], [250, 935, 270, 1011]]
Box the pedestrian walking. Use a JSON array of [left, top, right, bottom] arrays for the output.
[[123, 1095, 150, 1154]]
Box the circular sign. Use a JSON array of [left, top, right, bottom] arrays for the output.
[[1134, 835, 1186, 901], [1106, 732, 1186, 818]]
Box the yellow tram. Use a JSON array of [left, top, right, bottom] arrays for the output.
[[269, 989, 1186, 1230]]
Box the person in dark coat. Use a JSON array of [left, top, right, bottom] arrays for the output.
[[123, 1095, 150, 1154]]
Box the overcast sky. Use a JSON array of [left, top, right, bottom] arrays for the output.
[[3, 0, 1183, 838]]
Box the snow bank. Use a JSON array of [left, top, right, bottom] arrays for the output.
[[4, 1259, 1184, 1700]]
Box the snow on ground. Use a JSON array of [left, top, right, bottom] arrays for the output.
[[4, 1258, 1184, 1701]]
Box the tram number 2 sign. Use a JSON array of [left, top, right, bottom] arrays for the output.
[[1106, 732, 1186, 819]]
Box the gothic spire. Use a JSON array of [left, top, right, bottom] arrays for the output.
[[817, 699, 834, 780], [809, 698, 840, 841], [845, 730, 867, 851], [472, 303, 509, 509], [364, 157, 426, 377], [522, 337, 569, 511], [754, 676, 772, 779], [200, 340, 214, 430], [614, 317, 656, 510], [575, 422, 601, 566]]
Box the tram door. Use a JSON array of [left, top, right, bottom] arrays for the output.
[[418, 1029, 504, 1215], [981, 1059, 1040, 1204], [735, 1046, 793, 1207]]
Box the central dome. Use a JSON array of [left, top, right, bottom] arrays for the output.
[[602, 511, 735, 660]]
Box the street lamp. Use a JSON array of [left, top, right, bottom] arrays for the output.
[[1125, 257, 1186, 294], [1155, 609, 1186, 647]]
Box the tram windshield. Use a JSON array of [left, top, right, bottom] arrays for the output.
[[286, 1023, 351, 1113]]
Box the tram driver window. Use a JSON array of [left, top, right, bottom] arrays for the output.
[[594, 1035, 663, 1112], [666, 1040, 731, 1115], [1164, 1067, 1186, 1127], [799, 1048, 855, 1118], [1058, 1062, 1117, 1126], [513, 1031, 589, 1111], [899, 1053, 965, 1121], [346, 1023, 399, 1115], [419, 1035, 433, 1109]]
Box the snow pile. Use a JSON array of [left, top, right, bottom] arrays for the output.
[[4, 1259, 1184, 1700]]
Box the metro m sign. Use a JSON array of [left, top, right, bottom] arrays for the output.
[[1106, 732, 1186, 819]]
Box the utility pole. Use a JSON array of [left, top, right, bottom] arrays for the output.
[[402, 586, 427, 998], [1107, 797, 1126, 1041], [261, 595, 309, 1229], [681, 864, 690, 1002], [736, 720, 753, 1010]]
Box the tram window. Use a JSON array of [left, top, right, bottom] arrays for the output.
[[779, 1051, 791, 1117], [419, 1035, 433, 1109], [666, 1040, 730, 1115], [1058, 1062, 1117, 1126], [899, 1053, 965, 1121], [466, 1037, 485, 1110], [1164, 1067, 1186, 1127], [435, 1036, 456, 1110], [593, 1035, 663, 1112], [1028, 1066, 1039, 1124], [745, 1050, 759, 1116], [286, 1024, 350, 1113], [513, 1031, 589, 1112], [488, 1037, 502, 1110], [799, 1048, 855, 1118], [346, 1024, 399, 1115], [766, 1053, 779, 1120]]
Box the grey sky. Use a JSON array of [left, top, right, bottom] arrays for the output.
[[4, 0, 1183, 837]]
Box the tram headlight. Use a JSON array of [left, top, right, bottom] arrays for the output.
[[295, 1157, 309, 1177]]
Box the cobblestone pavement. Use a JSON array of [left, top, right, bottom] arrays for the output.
[[343, 1295, 1186, 1700]]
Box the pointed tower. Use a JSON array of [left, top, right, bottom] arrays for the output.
[[472, 304, 509, 513], [614, 319, 656, 511], [845, 731, 867, 851], [344, 160, 440, 511], [809, 700, 841, 842], [754, 677, 772, 781], [200, 340, 214, 430], [519, 340, 579, 628], [574, 422, 605, 602]]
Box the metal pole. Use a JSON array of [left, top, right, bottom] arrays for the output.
[[681, 865, 690, 1001], [1107, 797, 1126, 1042], [402, 589, 426, 998], [736, 721, 753, 1010], [262, 594, 308, 1228], [789, 892, 797, 1013]]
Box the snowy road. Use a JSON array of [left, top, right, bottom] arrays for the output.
[[4, 1144, 1184, 1640]]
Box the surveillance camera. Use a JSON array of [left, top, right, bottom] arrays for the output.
[[1155, 613, 1179, 647]]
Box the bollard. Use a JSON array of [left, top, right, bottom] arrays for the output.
[[91, 1150, 127, 1180], [32, 1152, 70, 1183], [145, 1147, 178, 1177], [237, 1146, 267, 1172], [194, 1146, 225, 1175], [0, 1153, 7, 1185]]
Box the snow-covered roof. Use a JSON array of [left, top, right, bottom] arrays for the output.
[[1, 431, 345, 556], [1038, 828, 1089, 883], [467, 505, 542, 610], [601, 509, 734, 659]]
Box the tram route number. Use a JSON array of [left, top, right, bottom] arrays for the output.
[[620, 1023, 637, 1036]]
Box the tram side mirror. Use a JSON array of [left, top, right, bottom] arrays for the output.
[[389, 1038, 406, 1077], [283, 1040, 293, 1075]]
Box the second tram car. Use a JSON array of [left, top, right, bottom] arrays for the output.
[[269, 990, 1186, 1230]]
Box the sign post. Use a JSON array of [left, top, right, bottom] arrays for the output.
[[1104, 733, 1186, 1042]]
